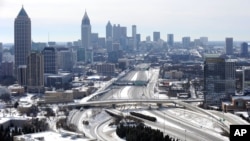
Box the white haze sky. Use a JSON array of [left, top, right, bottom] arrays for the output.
[[0, 0, 250, 43]]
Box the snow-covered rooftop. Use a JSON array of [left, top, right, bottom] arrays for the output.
[[232, 96, 250, 100], [14, 131, 88, 141]]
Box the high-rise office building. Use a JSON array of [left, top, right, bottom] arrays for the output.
[[136, 34, 141, 43], [240, 42, 248, 57], [27, 52, 44, 92], [91, 33, 99, 48], [136, 34, 141, 50], [106, 39, 113, 52], [14, 6, 31, 76], [58, 50, 73, 72], [1, 62, 14, 77], [112, 24, 127, 50], [167, 34, 174, 47], [42, 47, 57, 74], [153, 32, 160, 42], [81, 11, 92, 63], [106, 21, 112, 39], [182, 37, 191, 48], [243, 67, 250, 93], [17, 65, 27, 86], [226, 37, 233, 55], [132, 25, 137, 51], [204, 55, 235, 108], [77, 47, 85, 62], [200, 37, 208, 46], [194, 39, 201, 47], [98, 37, 105, 48], [96, 63, 115, 76]]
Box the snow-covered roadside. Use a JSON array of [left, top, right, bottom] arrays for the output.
[[140, 110, 184, 130]]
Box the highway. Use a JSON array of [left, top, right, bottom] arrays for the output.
[[144, 110, 226, 141], [67, 64, 234, 141], [209, 110, 249, 125]]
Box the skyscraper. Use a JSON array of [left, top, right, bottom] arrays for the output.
[[226, 37, 233, 55], [182, 37, 191, 48], [57, 50, 73, 72], [27, 52, 44, 93], [132, 25, 137, 51], [14, 6, 31, 76], [112, 24, 127, 50], [204, 55, 235, 108], [81, 11, 92, 63], [42, 47, 57, 74], [136, 34, 141, 50], [153, 32, 160, 42], [167, 34, 174, 47], [106, 21, 112, 39], [240, 42, 248, 57], [200, 37, 208, 46]]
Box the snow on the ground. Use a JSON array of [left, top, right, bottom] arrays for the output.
[[162, 108, 229, 140], [15, 131, 88, 141], [120, 86, 131, 99], [102, 124, 116, 133], [79, 95, 92, 103], [154, 93, 169, 99], [111, 132, 125, 141], [140, 110, 184, 130], [131, 72, 138, 81], [234, 111, 249, 119], [67, 109, 94, 139], [166, 108, 223, 133], [19, 94, 34, 103]]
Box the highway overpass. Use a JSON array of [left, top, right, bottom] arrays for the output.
[[63, 98, 204, 108]]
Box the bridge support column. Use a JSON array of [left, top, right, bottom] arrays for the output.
[[157, 103, 162, 108], [112, 104, 116, 109]]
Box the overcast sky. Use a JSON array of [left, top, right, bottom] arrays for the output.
[[1, 0, 250, 43]]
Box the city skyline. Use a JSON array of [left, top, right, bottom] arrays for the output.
[[1, 0, 250, 43]]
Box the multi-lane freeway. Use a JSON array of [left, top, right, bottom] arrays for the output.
[[67, 63, 248, 141]]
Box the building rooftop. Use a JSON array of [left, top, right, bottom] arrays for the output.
[[82, 11, 90, 25], [17, 6, 29, 17], [204, 54, 221, 58], [14, 131, 87, 141], [232, 95, 250, 100]]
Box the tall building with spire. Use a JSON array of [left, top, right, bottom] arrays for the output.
[[106, 21, 112, 39], [14, 6, 31, 81], [81, 11, 92, 63], [106, 21, 113, 52]]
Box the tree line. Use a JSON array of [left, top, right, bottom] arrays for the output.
[[0, 118, 49, 141], [116, 122, 180, 141]]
